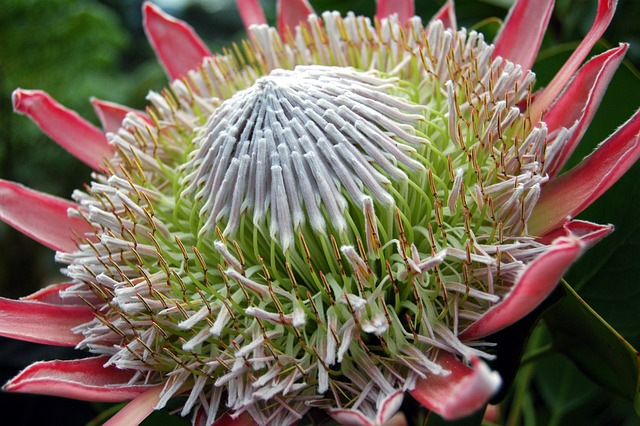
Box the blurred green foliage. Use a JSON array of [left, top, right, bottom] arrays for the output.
[[1, 0, 137, 298]]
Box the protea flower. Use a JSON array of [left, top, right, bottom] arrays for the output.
[[1, 0, 638, 425]]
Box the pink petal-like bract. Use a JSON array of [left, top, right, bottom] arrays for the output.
[[530, 0, 618, 120], [328, 391, 404, 426], [103, 385, 164, 426], [0, 296, 93, 346], [492, 0, 554, 71], [21, 282, 86, 305], [91, 98, 149, 134], [529, 109, 640, 236], [235, 0, 267, 30], [21, 283, 74, 303], [410, 353, 501, 420], [143, 2, 212, 80], [0, 179, 90, 252], [460, 238, 583, 340], [544, 44, 628, 177], [376, 391, 405, 424], [12, 89, 111, 170], [277, 0, 314, 39], [376, 0, 415, 22], [3, 357, 154, 402], [432, 0, 457, 30], [329, 409, 377, 426], [537, 219, 614, 248]]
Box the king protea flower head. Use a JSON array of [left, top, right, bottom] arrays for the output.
[[1, 0, 639, 425]]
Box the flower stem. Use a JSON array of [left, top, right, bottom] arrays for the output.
[[505, 324, 546, 426]]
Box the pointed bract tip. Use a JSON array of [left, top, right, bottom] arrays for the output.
[[276, 0, 314, 38], [90, 97, 150, 133], [543, 43, 629, 177], [530, 0, 620, 121], [12, 88, 42, 114], [235, 0, 267, 30], [537, 219, 614, 248], [11, 88, 23, 113], [9, 88, 112, 169], [376, 0, 415, 22], [142, 1, 163, 20], [432, 0, 457, 30], [143, 1, 211, 80], [493, 0, 554, 71]]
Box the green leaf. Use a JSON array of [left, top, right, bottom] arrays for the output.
[[543, 281, 640, 415], [532, 351, 640, 426], [534, 353, 599, 425]]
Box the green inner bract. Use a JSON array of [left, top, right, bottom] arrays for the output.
[[58, 12, 554, 425]]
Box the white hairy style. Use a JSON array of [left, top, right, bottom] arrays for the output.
[[182, 66, 428, 248]]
